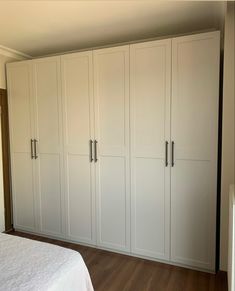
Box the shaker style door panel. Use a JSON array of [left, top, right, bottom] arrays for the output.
[[33, 57, 64, 237], [130, 39, 171, 260], [171, 31, 220, 271], [61, 51, 96, 244], [94, 46, 130, 251], [7, 62, 36, 231]]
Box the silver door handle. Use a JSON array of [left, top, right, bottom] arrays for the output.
[[165, 141, 169, 167], [89, 140, 93, 163], [30, 139, 34, 159], [94, 140, 98, 163], [34, 139, 38, 159], [171, 141, 175, 167]]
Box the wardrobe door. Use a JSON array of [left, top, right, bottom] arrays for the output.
[[94, 46, 130, 251], [33, 57, 64, 237], [7, 62, 36, 231], [171, 32, 220, 271], [61, 52, 96, 245], [130, 40, 171, 260]]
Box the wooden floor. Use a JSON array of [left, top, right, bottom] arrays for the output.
[[9, 231, 227, 291]]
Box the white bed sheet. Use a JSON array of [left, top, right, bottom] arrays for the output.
[[0, 233, 94, 291]]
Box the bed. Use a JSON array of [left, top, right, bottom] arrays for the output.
[[0, 233, 94, 291]]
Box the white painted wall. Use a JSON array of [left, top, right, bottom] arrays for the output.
[[220, 2, 235, 271]]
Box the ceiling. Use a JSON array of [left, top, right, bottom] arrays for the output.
[[0, 1, 226, 57]]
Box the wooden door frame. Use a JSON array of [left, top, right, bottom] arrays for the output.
[[0, 88, 12, 231]]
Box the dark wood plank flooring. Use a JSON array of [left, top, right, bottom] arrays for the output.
[[9, 231, 227, 291]]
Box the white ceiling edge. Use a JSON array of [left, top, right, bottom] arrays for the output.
[[0, 45, 32, 60]]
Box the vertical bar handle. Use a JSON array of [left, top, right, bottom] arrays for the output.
[[30, 139, 34, 159], [89, 140, 93, 163], [165, 141, 169, 167], [94, 140, 98, 163], [171, 141, 175, 167], [34, 139, 38, 159]]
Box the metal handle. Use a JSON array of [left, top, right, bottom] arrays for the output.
[[30, 139, 34, 159], [165, 141, 169, 167], [89, 140, 93, 163], [34, 139, 38, 159], [171, 141, 175, 167], [94, 140, 98, 163]]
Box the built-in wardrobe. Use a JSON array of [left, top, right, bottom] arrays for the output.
[[6, 31, 220, 272]]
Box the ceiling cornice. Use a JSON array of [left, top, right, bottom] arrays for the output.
[[0, 45, 32, 60]]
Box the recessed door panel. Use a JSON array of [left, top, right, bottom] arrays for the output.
[[98, 156, 126, 247], [134, 158, 165, 255], [39, 154, 62, 234], [171, 161, 215, 266], [12, 153, 35, 230], [67, 155, 93, 240], [8, 64, 32, 152]]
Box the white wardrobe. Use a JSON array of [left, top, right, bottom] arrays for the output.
[[7, 31, 220, 272]]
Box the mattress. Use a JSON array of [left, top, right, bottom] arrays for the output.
[[0, 233, 94, 291]]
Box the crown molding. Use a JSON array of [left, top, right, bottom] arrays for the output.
[[0, 45, 32, 60]]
